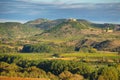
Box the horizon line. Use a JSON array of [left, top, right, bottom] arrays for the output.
[[0, 18, 120, 24]]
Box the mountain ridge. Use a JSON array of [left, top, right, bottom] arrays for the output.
[[0, 18, 120, 40]]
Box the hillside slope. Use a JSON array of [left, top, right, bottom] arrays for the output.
[[0, 22, 42, 39], [25, 19, 69, 30], [34, 20, 103, 41]]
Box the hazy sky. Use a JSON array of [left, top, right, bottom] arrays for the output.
[[0, 0, 120, 23]]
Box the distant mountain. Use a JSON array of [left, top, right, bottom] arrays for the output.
[[0, 22, 42, 39], [0, 18, 120, 40], [25, 18, 120, 31], [25, 18, 69, 30], [35, 19, 102, 40], [25, 18, 49, 24]]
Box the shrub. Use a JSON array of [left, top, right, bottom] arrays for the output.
[[0, 54, 21, 63]]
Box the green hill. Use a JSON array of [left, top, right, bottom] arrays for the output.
[[34, 19, 102, 41], [25, 19, 69, 30], [0, 22, 42, 39]]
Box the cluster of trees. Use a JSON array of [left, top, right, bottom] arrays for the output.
[[1, 38, 119, 54], [21, 42, 98, 53], [0, 46, 18, 53], [0, 54, 120, 80], [0, 62, 51, 79], [21, 43, 75, 53], [75, 45, 97, 53], [0, 61, 84, 80], [90, 66, 119, 80]]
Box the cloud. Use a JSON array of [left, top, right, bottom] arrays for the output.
[[15, 0, 120, 3], [2, 0, 120, 10], [58, 3, 96, 9], [0, 0, 120, 23], [1, 0, 120, 13]]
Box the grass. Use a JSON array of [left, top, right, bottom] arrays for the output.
[[0, 53, 52, 61], [1, 51, 119, 61], [60, 51, 119, 58], [59, 51, 120, 63]]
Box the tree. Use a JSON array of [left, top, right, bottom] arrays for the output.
[[59, 71, 73, 80], [98, 67, 118, 80], [73, 63, 93, 78], [59, 71, 84, 80], [70, 74, 84, 80], [47, 72, 59, 80], [98, 75, 105, 80], [25, 66, 47, 78]]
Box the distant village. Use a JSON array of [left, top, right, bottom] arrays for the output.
[[68, 18, 120, 33], [104, 24, 120, 33]]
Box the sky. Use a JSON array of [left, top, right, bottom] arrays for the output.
[[0, 0, 120, 23]]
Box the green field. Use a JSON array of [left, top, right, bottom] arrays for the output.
[[1, 51, 120, 62]]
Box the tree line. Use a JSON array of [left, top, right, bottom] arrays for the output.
[[0, 54, 120, 80]]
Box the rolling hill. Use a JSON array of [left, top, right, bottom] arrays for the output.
[[25, 18, 69, 30], [0, 18, 120, 53], [0, 22, 42, 39], [34, 19, 103, 40]]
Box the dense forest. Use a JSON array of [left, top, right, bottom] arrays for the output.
[[0, 54, 120, 80]]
